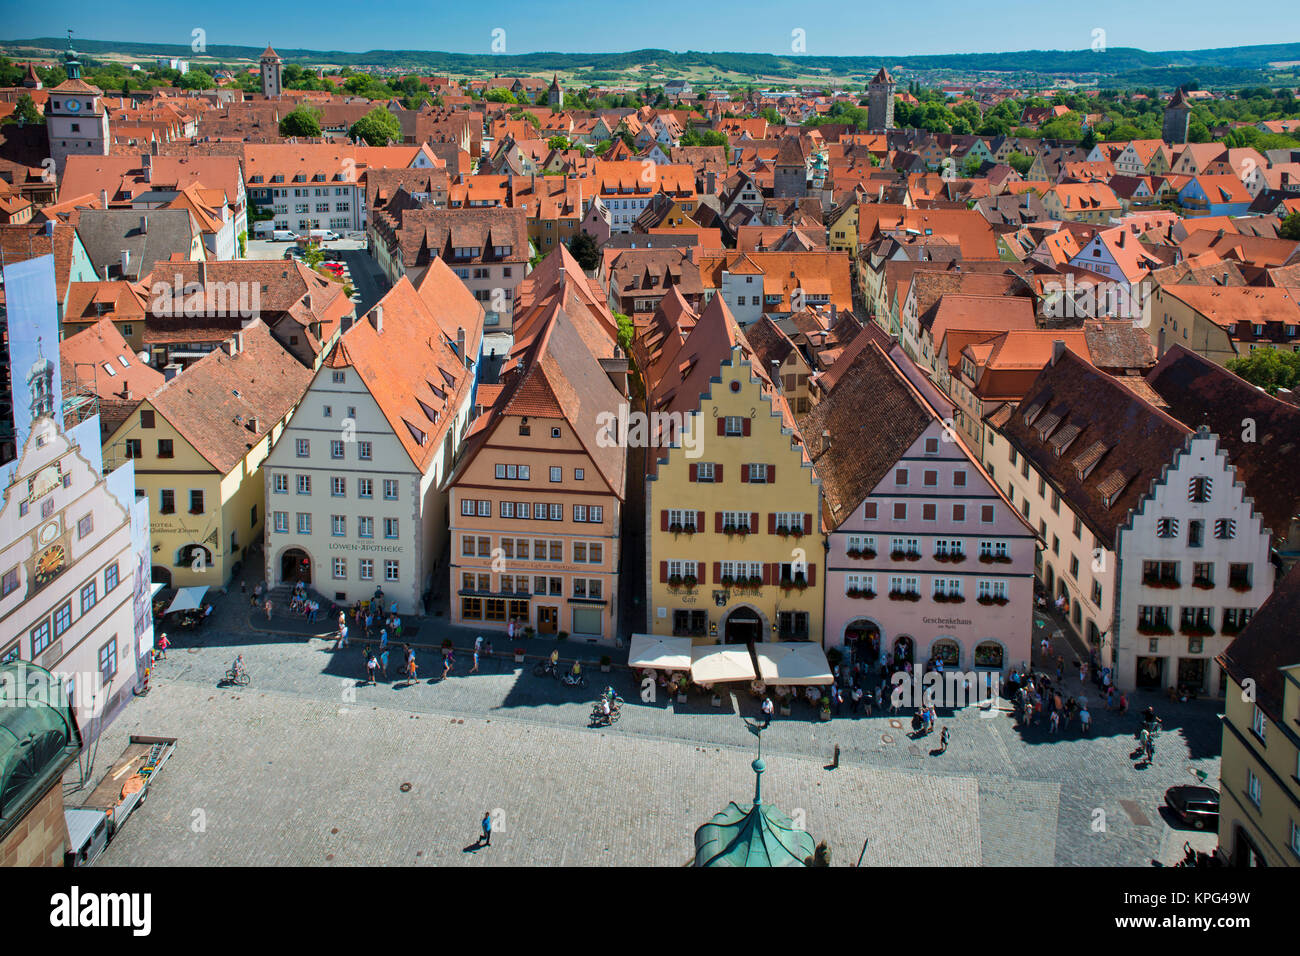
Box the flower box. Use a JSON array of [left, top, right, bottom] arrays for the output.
[[682, 575, 698, 590], [720, 575, 735, 587], [1136, 623, 1173, 636], [1229, 583, 1252, 592], [846, 548, 862, 559], [667, 574, 683, 589], [747, 576, 763, 589], [976, 595, 1009, 606], [905, 552, 922, 561], [513, 648, 526, 663], [949, 553, 967, 564], [1179, 624, 1215, 638], [668, 522, 683, 535], [890, 550, 908, 561], [889, 591, 921, 602], [1191, 579, 1214, 590], [979, 554, 1013, 564], [1143, 576, 1180, 589]]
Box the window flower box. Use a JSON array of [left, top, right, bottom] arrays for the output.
[[668, 522, 683, 535], [720, 575, 735, 587], [682, 575, 698, 590], [1179, 623, 1215, 638], [935, 552, 953, 563], [1143, 575, 1180, 589], [1136, 623, 1173, 636], [747, 575, 763, 590], [890, 550, 908, 561], [1229, 582, 1252, 592], [889, 590, 921, 602], [979, 554, 1013, 564], [905, 551, 922, 561], [976, 595, 1009, 606], [948, 553, 967, 564], [1191, 578, 1214, 590], [1220, 620, 1244, 636], [667, 574, 683, 589], [846, 547, 862, 559], [722, 523, 738, 535]]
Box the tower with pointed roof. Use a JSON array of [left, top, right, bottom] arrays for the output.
[[773, 135, 807, 198], [26, 337, 55, 423], [867, 67, 896, 132], [47, 30, 109, 171], [22, 62, 41, 90], [260, 44, 283, 99], [1162, 87, 1191, 145], [547, 73, 563, 109]]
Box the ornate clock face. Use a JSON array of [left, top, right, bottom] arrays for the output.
[[35, 544, 66, 585], [38, 521, 59, 545], [66, 99, 81, 113]]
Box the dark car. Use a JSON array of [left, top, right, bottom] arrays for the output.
[[1165, 785, 1219, 829], [283, 247, 302, 260]]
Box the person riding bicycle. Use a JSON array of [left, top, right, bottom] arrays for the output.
[[232, 655, 245, 680], [571, 660, 582, 677], [549, 649, 559, 670], [600, 696, 611, 719]]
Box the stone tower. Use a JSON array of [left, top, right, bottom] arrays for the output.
[[547, 74, 563, 108], [773, 136, 807, 199], [27, 338, 55, 422], [1162, 87, 1191, 145], [260, 44, 283, 99], [867, 67, 896, 132]]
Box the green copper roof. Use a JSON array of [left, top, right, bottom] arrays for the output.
[[693, 758, 816, 867], [0, 663, 81, 836]]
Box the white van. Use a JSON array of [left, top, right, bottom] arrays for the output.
[[272, 229, 298, 242], [308, 229, 340, 242]]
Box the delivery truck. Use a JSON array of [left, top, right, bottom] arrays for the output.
[[64, 735, 177, 866]]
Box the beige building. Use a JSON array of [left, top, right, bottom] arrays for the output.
[[1148, 284, 1300, 365], [1218, 562, 1300, 866], [104, 321, 311, 589]]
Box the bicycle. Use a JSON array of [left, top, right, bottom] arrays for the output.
[[222, 667, 250, 687], [533, 659, 563, 679]]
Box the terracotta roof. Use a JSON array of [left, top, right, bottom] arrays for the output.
[[59, 316, 164, 402], [146, 320, 312, 474], [1219, 561, 1300, 719], [994, 349, 1191, 549]]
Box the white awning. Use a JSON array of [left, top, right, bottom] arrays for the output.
[[165, 585, 209, 615], [753, 642, 833, 686], [627, 634, 693, 672], [150, 582, 167, 599], [690, 644, 756, 684]]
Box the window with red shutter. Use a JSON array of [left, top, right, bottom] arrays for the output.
[[768, 513, 776, 534], [715, 512, 724, 533], [750, 511, 758, 532], [660, 561, 668, 583], [689, 463, 698, 481], [717, 418, 725, 436], [767, 464, 775, 482], [715, 465, 723, 483], [740, 467, 749, 483], [742, 418, 751, 436], [713, 561, 722, 583], [696, 510, 705, 530], [661, 510, 669, 532], [807, 565, 816, 586], [803, 513, 812, 534]]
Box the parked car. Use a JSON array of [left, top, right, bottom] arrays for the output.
[[322, 262, 345, 275], [308, 229, 340, 242], [1164, 785, 1219, 829]]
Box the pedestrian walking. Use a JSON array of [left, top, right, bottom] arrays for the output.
[[379, 628, 388, 650], [337, 623, 349, 650], [483, 640, 493, 662], [939, 726, 950, 753], [442, 651, 453, 680], [407, 652, 418, 684], [157, 633, 169, 660], [1039, 637, 1049, 656], [1049, 709, 1060, 735], [480, 812, 492, 847], [761, 696, 774, 728], [1118, 692, 1129, 714], [366, 653, 378, 686], [470, 648, 480, 674], [380, 648, 389, 680], [264, 599, 273, 620], [1079, 707, 1091, 735], [240, 580, 247, 595]]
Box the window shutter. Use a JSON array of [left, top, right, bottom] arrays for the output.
[[807, 565, 816, 586], [742, 417, 751, 436], [803, 513, 812, 534], [762, 563, 772, 585], [717, 417, 725, 436], [660, 561, 668, 583], [768, 513, 776, 534], [768, 464, 775, 482], [697, 561, 705, 581], [715, 465, 723, 483], [740, 467, 749, 483], [712, 561, 722, 584], [750, 511, 759, 532], [696, 510, 705, 530], [715, 512, 723, 533], [688, 463, 697, 482], [660, 510, 669, 532]]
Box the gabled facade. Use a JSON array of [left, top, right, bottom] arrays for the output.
[[644, 295, 824, 644]]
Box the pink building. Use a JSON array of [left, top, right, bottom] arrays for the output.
[[801, 338, 1036, 673]]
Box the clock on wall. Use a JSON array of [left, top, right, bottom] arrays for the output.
[[65, 99, 81, 112], [33, 544, 66, 589]]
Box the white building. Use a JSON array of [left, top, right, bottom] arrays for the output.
[[262, 261, 483, 613], [46, 44, 109, 172], [0, 361, 140, 726]]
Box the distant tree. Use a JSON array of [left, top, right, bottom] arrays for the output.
[[614, 311, 634, 356], [568, 231, 600, 271], [484, 88, 516, 104], [279, 105, 323, 138], [1080, 128, 1098, 151], [547, 134, 571, 151], [1280, 212, 1300, 241], [1226, 347, 1300, 394], [349, 107, 402, 146], [1006, 151, 1034, 176], [4, 93, 44, 126]]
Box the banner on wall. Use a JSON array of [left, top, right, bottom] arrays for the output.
[[3, 254, 62, 455]]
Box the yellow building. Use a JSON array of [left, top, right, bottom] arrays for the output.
[[103, 321, 310, 589], [1218, 562, 1300, 866], [642, 294, 824, 644]]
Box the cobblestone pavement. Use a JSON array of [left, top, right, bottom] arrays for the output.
[[102, 573, 1225, 866]]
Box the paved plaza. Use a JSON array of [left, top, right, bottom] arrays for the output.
[[74, 585, 1224, 866]]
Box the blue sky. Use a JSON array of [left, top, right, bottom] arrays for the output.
[[6, 1, 1298, 57]]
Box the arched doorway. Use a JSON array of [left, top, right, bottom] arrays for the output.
[[281, 547, 311, 584], [722, 605, 762, 644], [177, 544, 213, 572], [974, 640, 1005, 670], [1044, 564, 1055, 594], [151, 565, 172, 587], [893, 635, 914, 665], [1136, 655, 1164, 689], [844, 618, 882, 664]]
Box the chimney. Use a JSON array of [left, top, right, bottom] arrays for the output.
[[232, 331, 243, 354], [373, 304, 384, 333], [143, 153, 153, 183], [120, 249, 131, 277], [140, 215, 148, 235], [246, 416, 258, 432], [706, 170, 716, 194], [457, 326, 466, 359], [122, 387, 132, 402], [829, 303, 837, 328], [1118, 230, 1126, 248], [771, 359, 782, 389], [100, 188, 108, 209], [150, 138, 160, 157], [1051, 338, 1066, 365], [822, 428, 832, 450]]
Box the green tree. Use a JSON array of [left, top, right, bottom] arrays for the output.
[[547, 135, 571, 151], [1006, 151, 1034, 176], [4, 93, 43, 126], [484, 88, 516, 103], [1226, 347, 1300, 394], [349, 107, 402, 146], [1280, 212, 1300, 241], [568, 231, 600, 271], [177, 69, 214, 91], [614, 311, 634, 356], [279, 105, 323, 138]]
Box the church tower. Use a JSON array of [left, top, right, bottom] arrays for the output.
[[27, 337, 55, 423], [260, 44, 283, 99], [867, 67, 896, 132], [47, 32, 109, 171], [547, 74, 563, 109]]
